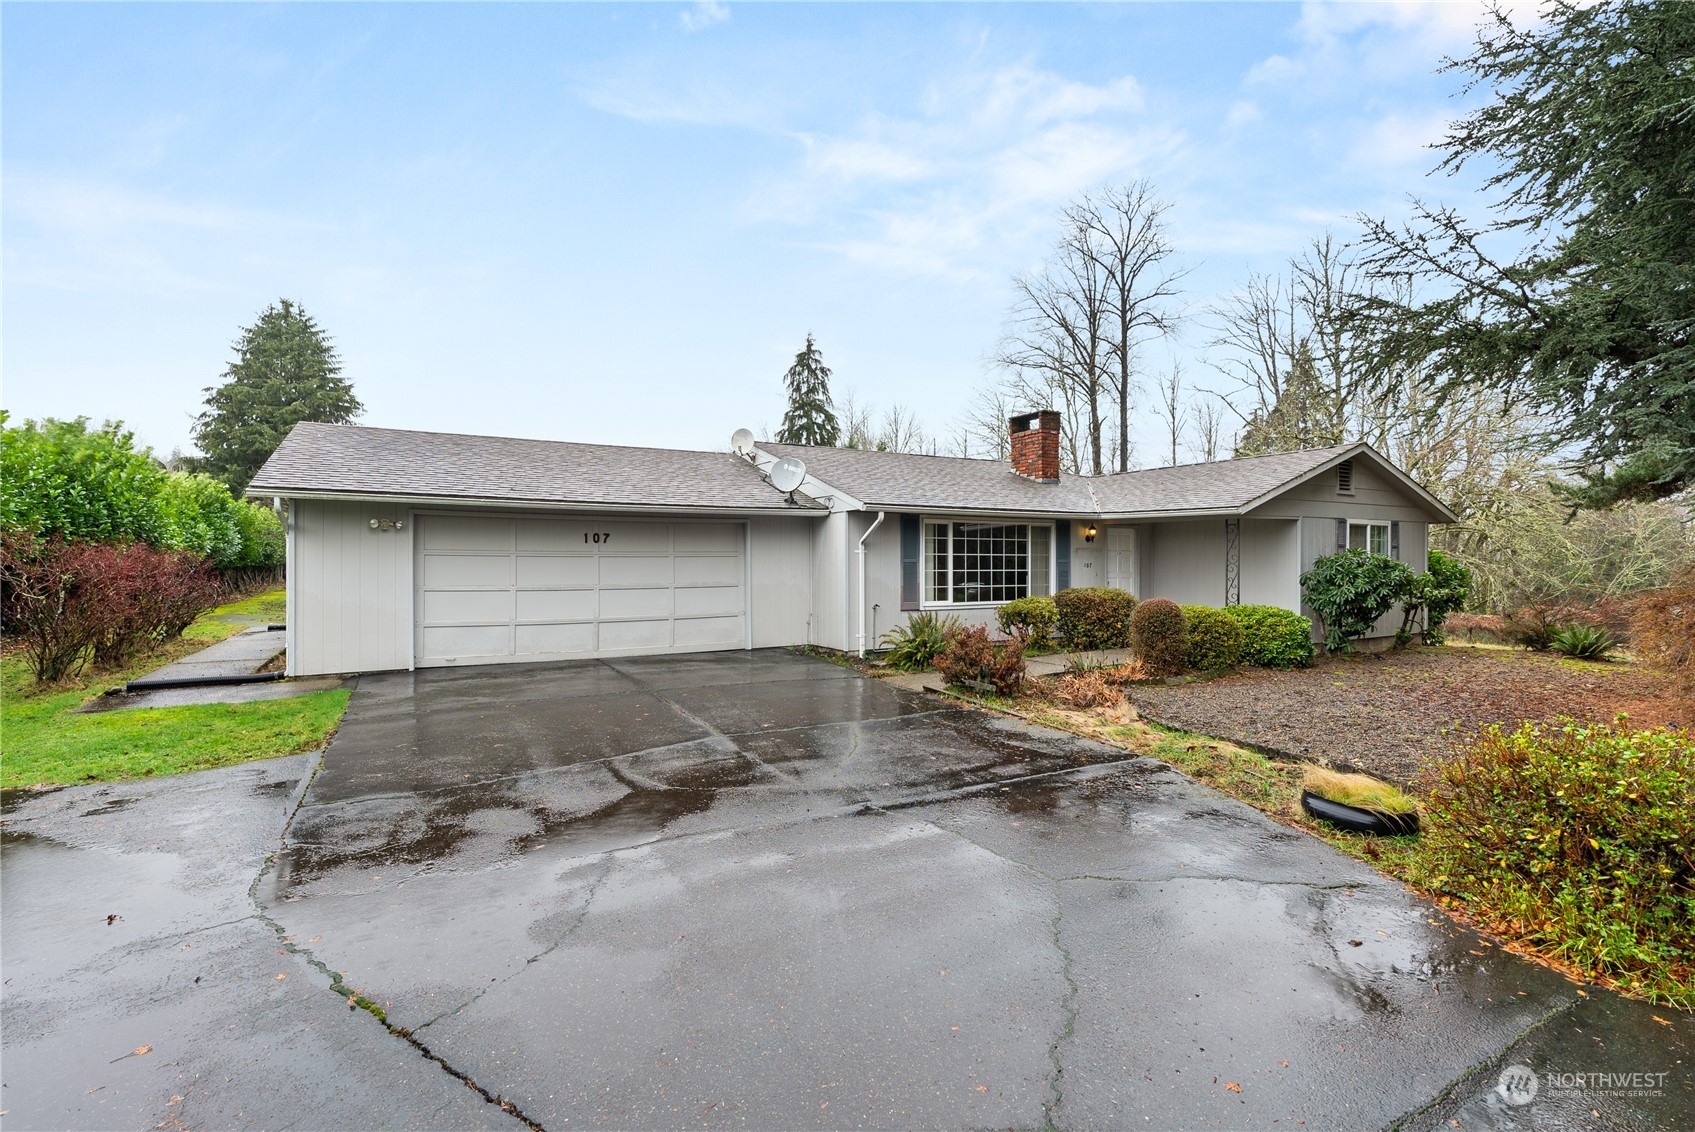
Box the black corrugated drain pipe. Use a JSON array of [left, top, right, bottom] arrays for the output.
[[117, 672, 286, 694]]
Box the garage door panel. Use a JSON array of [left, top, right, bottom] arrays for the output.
[[599, 523, 671, 553], [514, 522, 595, 554], [600, 556, 672, 587], [421, 624, 510, 658], [416, 515, 745, 665], [675, 585, 742, 617], [421, 516, 511, 552], [600, 587, 672, 620], [672, 524, 741, 553], [516, 622, 596, 655], [675, 615, 744, 648], [423, 589, 513, 624], [515, 555, 597, 587], [600, 619, 671, 651], [516, 589, 596, 622], [422, 553, 511, 588], [674, 555, 740, 586]]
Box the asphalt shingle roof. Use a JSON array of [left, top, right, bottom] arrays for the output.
[[758, 441, 1361, 516], [248, 423, 824, 511]]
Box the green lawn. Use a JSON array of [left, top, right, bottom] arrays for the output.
[[1, 587, 348, 788]]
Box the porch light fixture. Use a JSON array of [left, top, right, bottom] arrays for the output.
[[1082, 523, 1098, 543]]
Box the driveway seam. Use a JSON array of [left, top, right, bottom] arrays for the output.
[[250, 750, 545, 1131]]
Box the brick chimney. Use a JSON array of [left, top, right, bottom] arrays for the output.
[[1008, 410, 1061, 482]]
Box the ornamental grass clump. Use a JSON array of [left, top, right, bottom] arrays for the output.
[[1409, 719, 1695, 1006], [1053, 587, 1136, 650], [1179, 605, 1244, 671], [879, 611, 961, 671], [1302, 766, 1417, 815], [1128, 598, 1186, 678]]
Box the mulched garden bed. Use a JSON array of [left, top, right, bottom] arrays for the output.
[[1126, 644, 1688, 786]]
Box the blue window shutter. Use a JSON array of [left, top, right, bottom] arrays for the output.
[[1390, 521, 1401, 560], [1336, 517, 1347, 551], [899, 514, 920, 610], [1056, 521, 1071, 591]]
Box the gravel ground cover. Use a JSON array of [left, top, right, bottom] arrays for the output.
[[1127, 644, 1686, 784]]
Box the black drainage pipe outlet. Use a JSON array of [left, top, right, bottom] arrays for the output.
[[1300, 791, 1420, 836], [123, 672, 286, 693], [267, 624, 286, 631]]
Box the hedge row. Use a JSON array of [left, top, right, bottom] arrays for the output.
[[1, 415, 283, 569]]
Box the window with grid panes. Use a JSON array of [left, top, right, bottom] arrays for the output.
[[922, 521, 1051, 604]]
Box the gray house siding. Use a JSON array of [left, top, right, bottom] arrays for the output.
[[1239, 518, 1301, 609], [1144, 520, 1226, 606], [749, 517, 814, 648], [1250, 458, 1433, 523], [287, 497, 413, 677]]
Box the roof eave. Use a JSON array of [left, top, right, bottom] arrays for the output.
[[245, 487, 828, 517]]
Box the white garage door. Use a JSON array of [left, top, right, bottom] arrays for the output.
[[414, 515, 746, 666]]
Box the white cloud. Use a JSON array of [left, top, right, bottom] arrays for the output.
[[679, 2, 730, 32], [749, 63, 1181, 279], [1224, 100, 1261, 129], [1347, 109, 1453, 170]]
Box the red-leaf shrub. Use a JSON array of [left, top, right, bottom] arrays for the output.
[[1129, 598, 1186, 677], [1, 530, 223, 683], [934, 625, 1027, 696]]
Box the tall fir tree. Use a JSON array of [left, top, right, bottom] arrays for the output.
[[775, 334, 842, 446], [191, 299, 362, 491]]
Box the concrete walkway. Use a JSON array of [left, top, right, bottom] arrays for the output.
[[130, 626, 286, 684]]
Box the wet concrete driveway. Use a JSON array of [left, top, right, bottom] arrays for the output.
[[4, 649, 1688, 1130]]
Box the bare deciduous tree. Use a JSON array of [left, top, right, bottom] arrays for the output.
[[836, 387, 875, 449], [1191, 395, 1225, 462], [998, 180, 1184, 476], [1073, 181, 1186, 473], [1153, 362, 1187, 467], [876, 404, 926, 454]]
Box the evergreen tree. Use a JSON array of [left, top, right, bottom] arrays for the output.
[[191, 299, 362, 491], [1234, 345, 1343, 455], [775, 334, 842, 446]]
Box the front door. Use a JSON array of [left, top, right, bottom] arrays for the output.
[[1105, 526, 1137, 597]]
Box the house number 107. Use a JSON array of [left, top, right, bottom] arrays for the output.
[[584, 532, 611, 544]]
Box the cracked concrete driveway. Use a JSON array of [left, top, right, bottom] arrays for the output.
[[3, 649, 1688, 1131]]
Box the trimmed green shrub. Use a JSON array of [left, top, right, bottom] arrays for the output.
[[0, 415, 172, 546], [1180, 605, 1244, 671], [879, 611, 960, 671], [1397, 549, 1472, 645], [1221, 604, 1314, 668], [934, 625, 1026, 695], [1129, 598, 1186, 677], [231, 501, 286, 569], [1299, 549, 1414, 651], [1410, 720, 1694, 1005], [1053, 587, 1136, 650], [996, 596, 1058, 642]]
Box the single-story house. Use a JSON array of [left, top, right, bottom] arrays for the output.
[[247, 411, 1457, 677]]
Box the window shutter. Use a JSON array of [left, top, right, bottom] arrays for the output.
[[1056, 521, 1071, 590], [1390, 521, 1401, 561], [899, 514, 920, 611], [1336, 518, 1347, 552]]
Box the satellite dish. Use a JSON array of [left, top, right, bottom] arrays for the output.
[[730, 428, 756, 458], [769, 456, 807, 495]]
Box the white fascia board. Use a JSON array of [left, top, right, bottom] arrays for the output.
[[246, 489, 827, 519], [744, 446, 865, 513], [1095, 507, 1238, 521], [887, 505, 1098, 521], [1237, 442, 1461, 523]]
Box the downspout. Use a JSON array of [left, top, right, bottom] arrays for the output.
[[856, 511, 887, 657]]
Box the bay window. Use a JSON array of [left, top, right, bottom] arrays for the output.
[[922, 520, 1052, 604]]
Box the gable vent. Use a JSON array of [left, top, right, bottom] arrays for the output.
[[1336, 459, 1355, 495]]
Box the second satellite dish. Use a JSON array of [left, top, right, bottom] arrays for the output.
[[730, 428, 756, 458], [769, 457, 807, 495]]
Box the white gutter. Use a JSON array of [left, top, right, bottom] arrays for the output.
[[856, 511, 886, 657]]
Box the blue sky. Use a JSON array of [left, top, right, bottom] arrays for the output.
[[3, 1, 1505, 464]]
